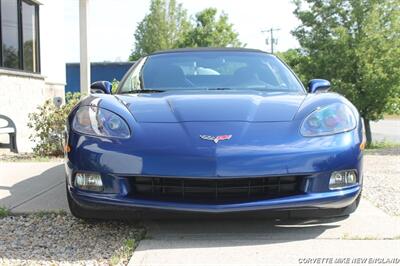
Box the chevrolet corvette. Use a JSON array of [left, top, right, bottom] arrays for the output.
[[64, 48, 364, 219]]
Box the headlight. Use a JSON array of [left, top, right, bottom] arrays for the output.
[[72, 106, 130, 138], [300, 103, 356, 137]]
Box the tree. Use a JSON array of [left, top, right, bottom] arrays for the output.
[[179, 8, 243, 48], [2, 45, 19, 69], [129, 0, 191, 60], [276, 48, 310, 84], [291, 0, 400, 145]]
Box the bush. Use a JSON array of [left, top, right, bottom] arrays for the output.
[[27, 92, 81, 156], [111, 79, 119, 94]]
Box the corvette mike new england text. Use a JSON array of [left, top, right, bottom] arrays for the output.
[[298, 257, 400, 264]]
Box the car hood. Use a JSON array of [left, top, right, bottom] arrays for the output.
[[116, 91, 306, 123]]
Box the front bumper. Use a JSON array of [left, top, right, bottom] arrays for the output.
[[65, 120, 364, 213], [67, 183, 361, 213]]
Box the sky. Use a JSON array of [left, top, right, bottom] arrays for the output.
[[64, 0, 300, 63]]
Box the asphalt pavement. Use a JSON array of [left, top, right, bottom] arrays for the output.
[[370, 119, 400, 142]]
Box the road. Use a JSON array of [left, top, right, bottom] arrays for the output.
[[371, 119, 400, 142]]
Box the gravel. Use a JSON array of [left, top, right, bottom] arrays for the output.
[[0, 212, 145, 266], [363, 147, 400, 216]]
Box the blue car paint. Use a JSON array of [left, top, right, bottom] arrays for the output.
[[308, 79, 331, 93], [65, 88, 363, 213]]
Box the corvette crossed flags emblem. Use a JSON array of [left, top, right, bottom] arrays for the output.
[[199, 134, 232, 143]]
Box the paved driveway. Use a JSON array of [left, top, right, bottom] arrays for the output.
[[0, 161, 67, 212], [129, 200, 400, 265]]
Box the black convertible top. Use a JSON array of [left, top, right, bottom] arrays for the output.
[[150, 47, 268, 55]]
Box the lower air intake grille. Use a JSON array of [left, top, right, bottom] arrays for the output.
[[129, 176, 305, 204]]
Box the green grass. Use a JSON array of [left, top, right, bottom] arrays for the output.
[[340, 233, 398, 240], [384, 114, 400, 120], [366, 140, 400, 149], [109, 229, 146, 266], [0, 207, 10, 217], [109, 239, 137, 265], [341, 234, 379, 240]]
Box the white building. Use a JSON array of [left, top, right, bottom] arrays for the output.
[[0, 0, 66, 152]]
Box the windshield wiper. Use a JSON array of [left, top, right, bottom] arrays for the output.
[[120, 89, 165, 94]]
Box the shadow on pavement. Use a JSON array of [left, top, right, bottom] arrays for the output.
[[135, 211, 347, 247], [0, 163, 66, 211]]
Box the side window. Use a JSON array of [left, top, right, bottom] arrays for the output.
[[120, 58, 146, 92], [261, 57, 298, 89]]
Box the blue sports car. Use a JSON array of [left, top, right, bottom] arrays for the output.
[[65, 48, 365, 219]]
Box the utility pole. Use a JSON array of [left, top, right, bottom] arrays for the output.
[[261, 28, 280, 54]]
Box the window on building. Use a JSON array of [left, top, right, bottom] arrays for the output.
[[1, 0, 19, 69], [0, 0, 40, 73]]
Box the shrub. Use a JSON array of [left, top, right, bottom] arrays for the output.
[[28, 92, 81, 156], [111, 79, 119, 94], [0, 206, 10, 217]]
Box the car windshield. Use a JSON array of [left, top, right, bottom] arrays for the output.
[[119, 51, 304, 93]]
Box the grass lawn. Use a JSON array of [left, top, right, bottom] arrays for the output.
[[367, 140, 400, 149], [384, 114, 400, 120], [0, 207, 10, 217]]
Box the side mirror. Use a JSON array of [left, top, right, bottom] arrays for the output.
[[90, 81, 112, 94], [308, 79, 331, 93]]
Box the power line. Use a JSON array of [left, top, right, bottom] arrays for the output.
[[261, 28, 280, 54]]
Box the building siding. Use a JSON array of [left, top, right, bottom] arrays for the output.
[[65, 62, 134, 93]]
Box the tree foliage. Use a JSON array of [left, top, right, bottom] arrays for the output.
[[129, 0, 191, 60], [178, 8, 242, 48], [286, 0, 400, 144], [276, 48, 310, 84], [130, 2, 242, 60]]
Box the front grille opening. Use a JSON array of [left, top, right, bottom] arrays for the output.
[[129, 176, 305, 204]]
